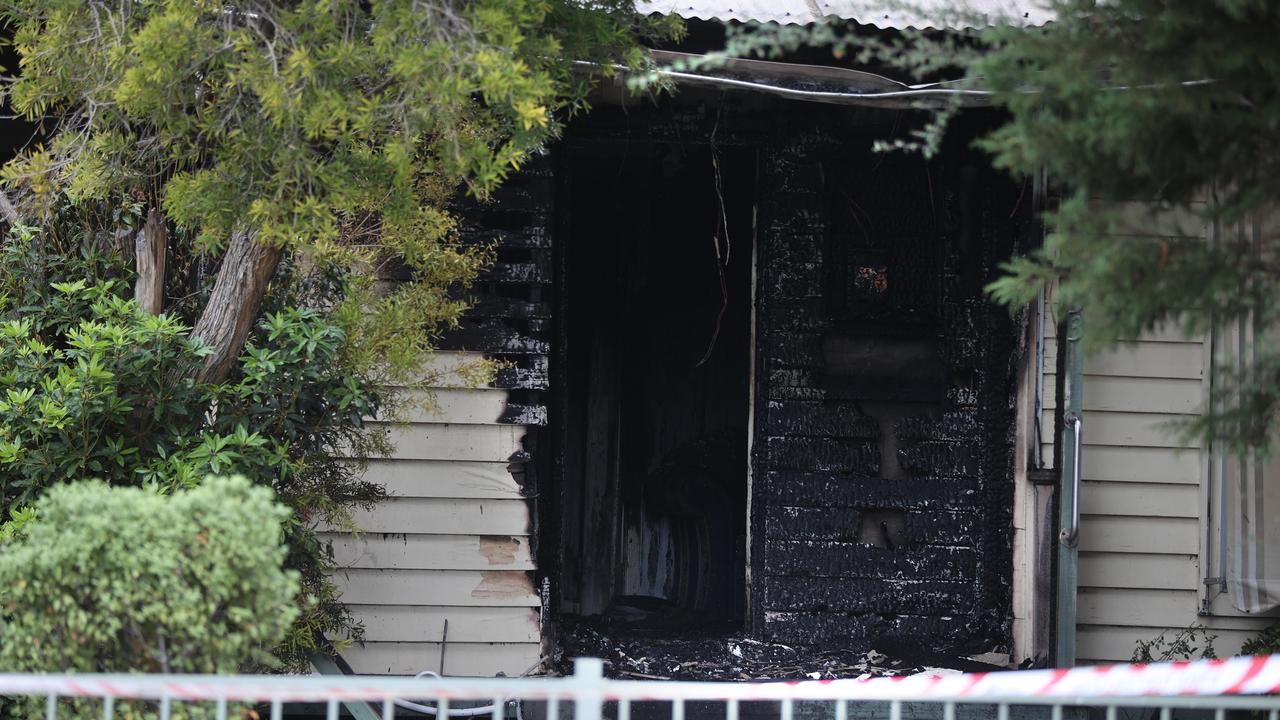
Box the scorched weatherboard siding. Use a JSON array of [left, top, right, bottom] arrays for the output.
[[331, 169, 552, 676]]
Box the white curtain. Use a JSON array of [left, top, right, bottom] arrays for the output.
[[1227, 450, 1280, 613]]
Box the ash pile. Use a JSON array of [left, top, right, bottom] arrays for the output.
[[554, 622, 933, 681]]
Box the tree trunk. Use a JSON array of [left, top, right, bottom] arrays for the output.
[[134, 209, 167, 315], [188, 230, 283, 384]]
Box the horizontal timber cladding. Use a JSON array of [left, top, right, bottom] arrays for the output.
[[334, 163, 553, 676], [324, 534, 535, 571], [343, 642, 543, 677], [751, 128, 1025, 656], [1031, 243, 1273, 661], [350, 605, 541, 643]]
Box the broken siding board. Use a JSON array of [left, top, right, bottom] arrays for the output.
[[324, 534, 535, 571], [1077, 515, 1199, 555], [1038, 444, 1201, 484], [347, 605, 540, 643], [343, 641, 542, 677], [1078, 552, 1199, 591], [340, 498, 531, 535], [334, 569, 539, 606], [1078, 481, 1199, 518], [368, 423, 527, 462], [1043, 339, 1203, 379], [361, 460, 525, 499], [1042, 374, 1202, 415], [1039, 410, 1200, 449]]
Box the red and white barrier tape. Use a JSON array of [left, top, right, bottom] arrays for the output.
[[0, 656, 1276, 704]]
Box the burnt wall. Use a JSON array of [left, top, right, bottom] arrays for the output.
[[752, 129, 1022, 656], [451, 94, 1028, 661], [438, 159, 555, 556]]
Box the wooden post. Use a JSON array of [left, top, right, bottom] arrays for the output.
[[134, 209, 167, 315]]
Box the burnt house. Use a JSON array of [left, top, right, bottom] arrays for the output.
[[329, 1, 1280, 677]]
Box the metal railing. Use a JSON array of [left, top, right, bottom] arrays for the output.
[[2, 655, 1279, 720]]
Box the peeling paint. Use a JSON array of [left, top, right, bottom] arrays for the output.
[[479, 536, 522, 566], [471, 571, 536, 601]]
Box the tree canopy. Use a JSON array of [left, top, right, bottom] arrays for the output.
[[975, 0, 1280, 452], [0, 0, 680, 668], [692, 0, 1280, 452], [0, 0, 679, 384]]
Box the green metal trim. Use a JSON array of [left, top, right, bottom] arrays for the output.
[[1055, 309, 1084, 668]]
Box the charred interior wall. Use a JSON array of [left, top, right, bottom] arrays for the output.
[[446, 94, 1027, 661], [753, 129, 1023, 656], [554, 141, 755, 628]]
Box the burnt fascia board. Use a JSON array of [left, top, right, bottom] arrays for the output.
[[609, 50, 995, 109], [650, 49, 910, 93]]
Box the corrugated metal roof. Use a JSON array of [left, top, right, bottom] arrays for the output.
[[635, 0, 1054, 29]]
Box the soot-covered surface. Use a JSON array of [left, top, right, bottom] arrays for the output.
[[751, 125, 1025, 656], [532, 95, 1028, 672]]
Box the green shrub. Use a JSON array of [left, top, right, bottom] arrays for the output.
[[0, 274, 385, 667], [0, 476, 298, 717], [1241, 622, 1280, 656], [1131, 624, 1218, 663]]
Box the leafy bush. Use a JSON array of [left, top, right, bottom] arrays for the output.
[[1241, 622, 1280, 656], [0, 274, 385, 667], [1131, 624, 1218, 663], [0, 476, 298, 717]]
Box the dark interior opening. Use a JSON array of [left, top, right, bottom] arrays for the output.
[[557, 141, 757, 633]]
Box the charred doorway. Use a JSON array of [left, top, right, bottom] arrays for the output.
[[555, 141, 757, 633]]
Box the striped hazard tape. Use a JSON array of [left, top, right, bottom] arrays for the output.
[[0, 656, 1275, 703]]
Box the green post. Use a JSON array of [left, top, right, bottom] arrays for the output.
[[1055, 309, 1084, 667]]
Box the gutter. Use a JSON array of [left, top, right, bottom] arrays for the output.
[[619, 49, 994, 109], [595, 50, 1215, 110]]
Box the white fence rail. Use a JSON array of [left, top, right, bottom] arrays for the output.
[[2, 656, 1280, 720]]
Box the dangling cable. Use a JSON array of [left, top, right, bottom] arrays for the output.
[[696, 104, 731, 368]]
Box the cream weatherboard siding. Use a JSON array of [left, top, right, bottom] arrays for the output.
[[325, 351, 542, 676], [1040, 323, 1273, 663]]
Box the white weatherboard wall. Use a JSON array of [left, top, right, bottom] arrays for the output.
[[325, 352, 541, 676], [1018, 204, 1280, 664], [1037, 295, 1272, 662]]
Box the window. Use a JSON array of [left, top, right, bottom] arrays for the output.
[[1200, 227, 1280, 619]]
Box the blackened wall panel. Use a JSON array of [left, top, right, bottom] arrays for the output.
[[753, 128, 1021, 656]]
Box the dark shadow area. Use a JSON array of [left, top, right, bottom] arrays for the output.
[[556, 140, 757, 633]]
